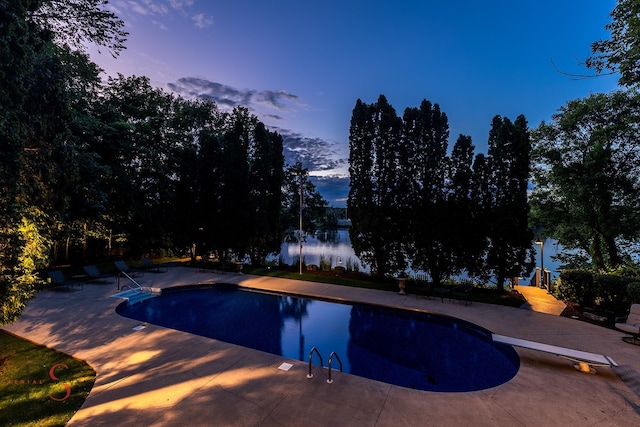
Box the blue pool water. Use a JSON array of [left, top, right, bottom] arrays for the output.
[[116, 285, 519, 392]]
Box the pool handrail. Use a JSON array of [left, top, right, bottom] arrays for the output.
[[327, 351, 343, 384], [117, 270, 143, 291], [307, 347, 323, 379]]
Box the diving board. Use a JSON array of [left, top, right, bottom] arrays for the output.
[[492, 334, 618, 373]]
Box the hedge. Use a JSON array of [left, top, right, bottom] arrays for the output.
[[556, 269, 638, 316]]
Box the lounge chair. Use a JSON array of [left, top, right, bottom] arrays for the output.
[[615, 304, 640, 345], [140, 257, 168, 273], [414, 274, 432, 299], [83, 265, 113, 283], [47, 270, 83, 290], [452, 284, 473, 306], [114, 260, 143, 276]]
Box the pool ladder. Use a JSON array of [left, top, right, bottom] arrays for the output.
[[306, 347, 343, 384]]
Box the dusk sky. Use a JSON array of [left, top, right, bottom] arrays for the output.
[[90, 0, 620, 206]]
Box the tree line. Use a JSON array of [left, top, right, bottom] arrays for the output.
[[347, 0, 640, 287], [348, 96, 534, 291]]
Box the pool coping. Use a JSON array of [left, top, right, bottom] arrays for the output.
[[117, 283, 522, 393], [3, 266, 640, 426]]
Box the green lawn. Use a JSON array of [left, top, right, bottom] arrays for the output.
[[0, 330, 95, 427]]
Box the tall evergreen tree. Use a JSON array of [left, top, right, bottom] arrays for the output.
[[447, 134, 478, 276], [247, 122, 284, 264], [96, 75, 178, 255], [469, 153, 492, 281], [214, 107, 285, 263], [348, 99, 374, 267], [404, 100, 450, 284], [217, 107, 253, 259], [348, 96, 405, 276], [484, 115, 534, 291], [172, 99, 224, 256]]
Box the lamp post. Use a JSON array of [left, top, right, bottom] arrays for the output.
[[299, 175, 303, 275], [535, 239, 545, 290]]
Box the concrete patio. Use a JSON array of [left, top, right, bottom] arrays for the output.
[[2, 266, 640, 426]]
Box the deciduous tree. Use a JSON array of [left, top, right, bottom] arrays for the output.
[[586, 0, 640, 86], [1, 0, 125, 323], [530, 91, 640, 270]]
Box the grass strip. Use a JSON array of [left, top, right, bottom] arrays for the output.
[[0, 330, 95, 427]]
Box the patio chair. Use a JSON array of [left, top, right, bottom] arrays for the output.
[[140, 257, 168, 273], [415, 274, 432, 299], [452, 284, 473, 306], [47, 270, 83, 290], [83, 265, 113, 283], [615, 304, 640, 345], [114, 260, 144, 277]]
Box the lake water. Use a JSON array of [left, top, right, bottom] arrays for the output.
[[273, 229, 562, 285], [274, 229, 366, 271]]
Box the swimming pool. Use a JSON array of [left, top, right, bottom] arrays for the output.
[[116, 285, 519, 392]]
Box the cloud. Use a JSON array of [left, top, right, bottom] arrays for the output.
[[281, 131, 349, 206], [169, 0, 195, 11], [309, 176, 350, 207], [114, 0, 211, 29], [192, 13, 214, 28], [142, 0, 169, 14], [281, 132, 348, 174], [167, 77, 349, 192], [255, 90, 299, 110], [151, 19, 168, 30], [168, 77, 299, 113], [125, 1, 151, 16], [263, 114, 284, 121]]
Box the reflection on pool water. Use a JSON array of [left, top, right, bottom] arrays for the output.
[[116, 285, 519, 392]]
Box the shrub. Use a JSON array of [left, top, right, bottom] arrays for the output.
[[627, 282, 640, 303], [334, 266, 346, 275], [556, 270, 594, 307], [594, 273, 631, 314], [319, 255, 332, 271], [556, 269, 636, 316], [346, 257, 360, 272], [459, 278, 481, 288]]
